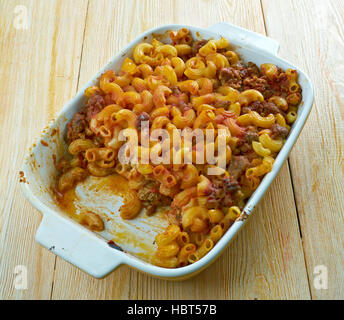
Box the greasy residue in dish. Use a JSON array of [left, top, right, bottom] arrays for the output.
[[56, 174, 169, 262]]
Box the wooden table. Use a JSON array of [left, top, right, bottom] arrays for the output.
[[0, 0, 343, 300]]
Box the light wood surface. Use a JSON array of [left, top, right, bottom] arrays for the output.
[[0, 0, 342, 300], [262, 0, 344, 300]]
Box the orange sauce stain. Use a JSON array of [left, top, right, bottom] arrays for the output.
[[57, 187, 79, 220], [57, 174, 128, 219], [56, 174, 167, 262], [89, 174, 128, 195]]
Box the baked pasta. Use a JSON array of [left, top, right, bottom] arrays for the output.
[[56, 28, 302, 268]]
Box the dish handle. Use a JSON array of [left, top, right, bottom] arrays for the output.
[[35, 214, 124, 278], [207, 22, 280, 56]]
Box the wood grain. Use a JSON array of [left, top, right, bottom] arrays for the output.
[[262, 0, 344, 299], [0, 0, 88, 299], [1, 0, 342, 300], [50, 0, 310, 300]]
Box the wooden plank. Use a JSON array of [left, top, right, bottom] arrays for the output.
[[50, 0, 134, 300], [262, 0, 344, 299], [51, 0, 310, 299], [0, 0, 88, 299]]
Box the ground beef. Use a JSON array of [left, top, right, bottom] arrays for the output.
[[217, 61, 301, 101], [214, 99, 231, 108], [243, 76, 271, 97], [192, 40, 208, 54], [271, 124, 289, 139], [137, 182, 161, 202], [85, 94, 105, 120], [246, 62, 261, 77], [227, 155, 250, 180], [206, 176, 241, 208], [218, 62, 270, 95], [238, 142, 252, 153], [219, 67, 243, 90], [272, 72, 289, 94], [231, 127, 258, 153], [145, 204, 157, 216], [137, 181, 172, 215], [245, 128, 259, 143], [245, 151, 260, 162], [66, 93, 105, 143], [242, 100, 281, 117], [66, 113, 88, 143], [234, 130, 259, 154]]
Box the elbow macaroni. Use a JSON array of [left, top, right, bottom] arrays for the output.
[[57, 28, 303, 269]]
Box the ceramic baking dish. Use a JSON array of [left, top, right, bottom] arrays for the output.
[[20, 22, 314, 280]]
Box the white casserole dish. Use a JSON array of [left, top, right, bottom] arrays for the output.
[[20, 22, 314, 280]]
